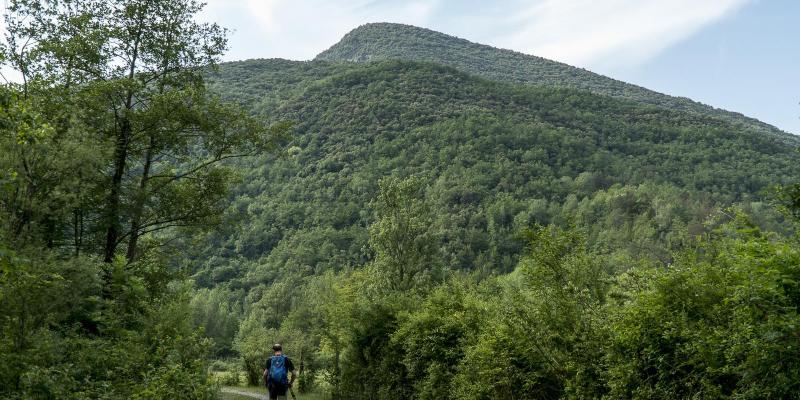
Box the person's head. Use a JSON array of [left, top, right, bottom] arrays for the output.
[[272, 343, 283, 355]]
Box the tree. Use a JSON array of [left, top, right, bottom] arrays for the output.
[[1, 0, 288, 262], [452, 225, 611, 400], [368, 176, 442, 292], [0, 1, 286, 397], [0, 84, 106, 248], [774, 149, 800, 223], [392, 278, 482, 400], [605, 216, 800, 399]]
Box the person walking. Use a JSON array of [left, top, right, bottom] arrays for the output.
[[263, 344, 296, 400]]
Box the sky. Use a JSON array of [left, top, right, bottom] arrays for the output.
[[198, 0, 799, 134], [0, 1, 796, 133]]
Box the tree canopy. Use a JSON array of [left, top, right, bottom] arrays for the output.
[[0, 0, 284, 397]]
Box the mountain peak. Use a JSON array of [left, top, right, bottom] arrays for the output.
[[316, 23, 789, 139], [316, 23, 475, 62], [316, 22, 532, 64]]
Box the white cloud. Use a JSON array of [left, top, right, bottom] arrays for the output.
[[496, 0, 750, 68], [0, 0, 752, 68], [202, 0, 441, 61]]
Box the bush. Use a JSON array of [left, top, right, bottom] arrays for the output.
[[605, 219, 800, 399]]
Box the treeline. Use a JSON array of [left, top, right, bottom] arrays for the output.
[[3, 1, 799, 398], [214, 176, 800, 399], [0, 1, 285, 398], [193, 59, 799, 286]]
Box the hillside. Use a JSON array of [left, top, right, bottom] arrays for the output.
[[195, 51, 800, 398], [316, 23, 791, 139], [199, 57, 799, 287]]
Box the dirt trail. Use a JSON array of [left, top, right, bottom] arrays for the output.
[[221, 387, 269, 399]]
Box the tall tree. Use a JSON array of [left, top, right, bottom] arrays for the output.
[[1, 0, 287, 261], [775, 150, 800, 223], [368, 176, 441, 291]]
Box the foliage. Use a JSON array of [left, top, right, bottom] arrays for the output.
[[449, 225, 611, 400], [0, 0, 281, 398], [316, 23, 788, 139], [773, 149, 800, 224], [0, 249, 218, 399], [3, 7, 799, 398], [391, 278, 482, 399], [190, 287, 243, 357], [2, 0, 288, 262], [368, 176, 442, 292], [196, 58, 798, 293], [270, 214, 800, 399], [605, 216, 800, 399], [195, 52, 799, 398]]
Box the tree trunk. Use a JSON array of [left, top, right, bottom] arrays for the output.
[[126, 135, 155, 262], [298, 351, 305, 392], [103, 117, 130, 263], [103, 16, 142, 262], [73, 208, 83, 256], [103, 18, 143, 262]]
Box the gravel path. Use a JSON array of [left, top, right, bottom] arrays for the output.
[[221, 387, 269, 400]]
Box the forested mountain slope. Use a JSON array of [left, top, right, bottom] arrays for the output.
[[191, 25, 800, 399], [198, 57, 799, 287], [316, 23, 791, 139]]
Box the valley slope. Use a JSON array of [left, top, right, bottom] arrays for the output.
[[197, 46, 798, 287]]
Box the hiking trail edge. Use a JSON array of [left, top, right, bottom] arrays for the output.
[[221, 387, 269, 400]]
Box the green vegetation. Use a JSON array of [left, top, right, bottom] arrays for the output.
[[196, 58, 797, 285], [2, 3, 800, 399], [0, 0, 284, 398], [192, 26, 800, 399], [316, 23, 786, 139], [220, 385, 326, 400]]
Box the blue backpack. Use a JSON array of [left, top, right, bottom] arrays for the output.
[[269, 355, 289, 386]]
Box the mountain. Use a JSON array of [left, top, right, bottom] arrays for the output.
[[192, 24, 800, 397], [200, 56, 799, 285], [316, 23, 791, 140]]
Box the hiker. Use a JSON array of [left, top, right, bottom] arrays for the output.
[[264, 343, 296, 400]]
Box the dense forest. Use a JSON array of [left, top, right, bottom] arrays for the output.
[[315, 23, 787, 139], [1, 2, 800, 400]]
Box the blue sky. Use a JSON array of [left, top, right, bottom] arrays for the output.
[[198, 0, 798, 134], [1, 1, 794, 133], [611, 0, 799, 135]]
